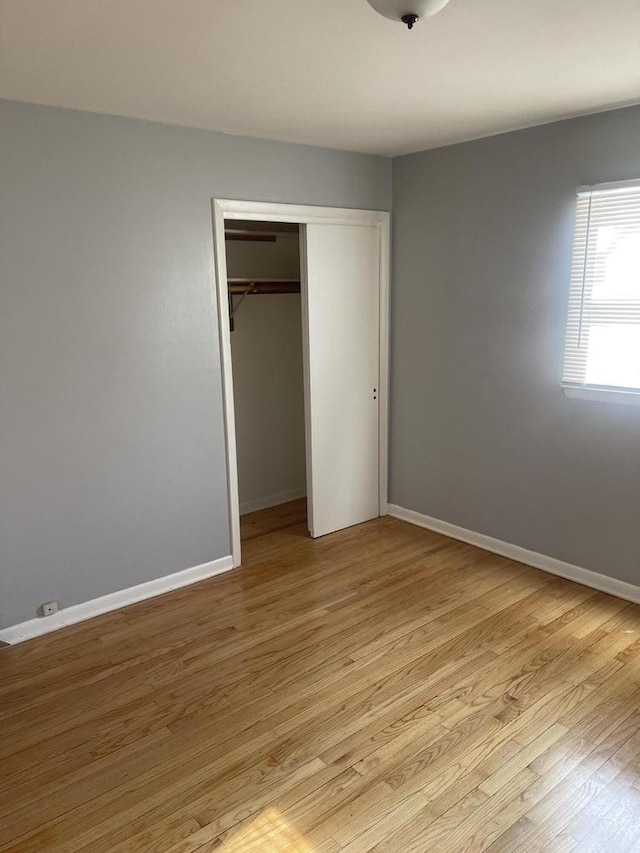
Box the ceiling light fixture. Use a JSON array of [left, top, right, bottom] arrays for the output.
[[366, 0, 451, 29]]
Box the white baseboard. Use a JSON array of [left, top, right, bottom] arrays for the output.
[[240, 488, 306, 516], [388, 504, 640, 606], [0, 555, 234, 645]]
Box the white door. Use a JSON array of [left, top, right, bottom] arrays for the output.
[[302, 223, 380, 538]]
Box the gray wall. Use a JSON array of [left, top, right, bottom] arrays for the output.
[[0, 99, 390, 628], [391, 105, 640, 586]]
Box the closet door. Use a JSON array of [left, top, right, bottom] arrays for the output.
[[302, 223, 380, 538]]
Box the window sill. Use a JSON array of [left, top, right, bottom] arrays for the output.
[[563, 386, 640, 407]]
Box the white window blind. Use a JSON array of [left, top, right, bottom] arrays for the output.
[[563, 180, 640, 399]]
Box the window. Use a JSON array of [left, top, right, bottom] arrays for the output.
[[563, 180, 640, 405]]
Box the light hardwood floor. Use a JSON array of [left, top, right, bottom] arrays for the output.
[[240, 498, 307, 542], [2, 515, 640, 852]]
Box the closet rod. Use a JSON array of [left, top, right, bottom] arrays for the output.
[[227, 279, 301, 295], [227, 279, 301, 331]]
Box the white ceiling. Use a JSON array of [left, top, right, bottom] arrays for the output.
[[1, 0, 639, 157]]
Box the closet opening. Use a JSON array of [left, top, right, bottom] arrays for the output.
[[213, 198, 390, 568], [224, 220, 307, 542]]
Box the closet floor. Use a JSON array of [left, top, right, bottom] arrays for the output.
[[240, 497, 308, 541]]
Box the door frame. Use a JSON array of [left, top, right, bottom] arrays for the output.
[[211, 199, 390, 567]]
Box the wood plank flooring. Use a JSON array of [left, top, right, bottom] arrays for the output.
[[2, 515, 640, 852], [240, 498, 307, 542]]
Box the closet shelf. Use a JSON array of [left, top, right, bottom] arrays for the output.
[[225, 228, 297, 242], [225, 233, 277, 242]]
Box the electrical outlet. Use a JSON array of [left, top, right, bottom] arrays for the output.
[[40, 601, 59, 617]]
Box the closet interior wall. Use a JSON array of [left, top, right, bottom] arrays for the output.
[[225, 222, 306, 516]]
